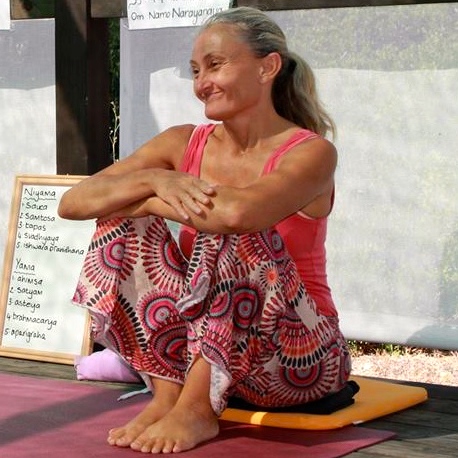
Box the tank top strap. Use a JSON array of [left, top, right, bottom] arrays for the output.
[[263, 129, 319, 174], [180, 125, 318, 177], [179, 124, 217, 175]]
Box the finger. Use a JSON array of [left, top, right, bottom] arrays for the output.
[[175, 204, 192, 220], [167, 196, 193, 220], [193, 178, 216, 195], [191, 192, 211, 205], [181, 194, 206, 215], [188, 182, 215, 205]]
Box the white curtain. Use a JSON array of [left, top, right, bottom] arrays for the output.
[[120, 4, 458, 350]]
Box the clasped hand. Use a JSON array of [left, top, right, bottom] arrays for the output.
[[153, 169, 216, 221]]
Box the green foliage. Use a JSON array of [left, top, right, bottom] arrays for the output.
[[349, 340, 412, 357], [108, 19, 120, 104], [108, 19, 120, 162], [348, 340, 455, 357]]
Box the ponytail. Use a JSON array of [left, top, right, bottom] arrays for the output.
[[273, 52, 336, 138]]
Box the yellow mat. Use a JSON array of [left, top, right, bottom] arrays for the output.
[[220, 376, 428, 430]]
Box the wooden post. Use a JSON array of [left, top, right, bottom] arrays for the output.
[[55, 0, 111, 175]]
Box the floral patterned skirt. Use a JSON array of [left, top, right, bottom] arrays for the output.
[[73, 216, 351, 415]]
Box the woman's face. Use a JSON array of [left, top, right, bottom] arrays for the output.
[[190, 24, 265, 121]]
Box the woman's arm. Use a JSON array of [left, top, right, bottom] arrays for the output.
[[58, 125, 214, 221], [105, 137, 337, 234], [216, 137, 337, 232]]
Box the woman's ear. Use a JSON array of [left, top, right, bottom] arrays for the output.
[[259, 52, 282, 83]]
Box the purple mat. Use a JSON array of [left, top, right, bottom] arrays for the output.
[[0, 373, 395, 457]]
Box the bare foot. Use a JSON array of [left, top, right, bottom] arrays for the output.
[[130, 403, 219, 453], [107, 393, 178, 447]]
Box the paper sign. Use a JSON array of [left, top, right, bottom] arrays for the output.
[[0, 0, 11, 30], [127, 0, 231, 30]]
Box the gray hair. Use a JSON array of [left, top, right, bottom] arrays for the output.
[[202, 7, 335, 138]]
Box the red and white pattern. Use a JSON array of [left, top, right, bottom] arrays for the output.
[[73, 216, 350, 415]]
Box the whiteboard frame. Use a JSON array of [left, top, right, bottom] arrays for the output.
[[0, 175, 92, 364]]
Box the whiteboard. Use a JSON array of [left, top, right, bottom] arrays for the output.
[[0, 175, 95, 364]]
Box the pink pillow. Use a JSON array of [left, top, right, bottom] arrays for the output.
[[75, 348, 142, 383]]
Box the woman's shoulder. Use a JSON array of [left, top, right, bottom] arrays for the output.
[[130, 124, 198, 170], [288, 129, 336, 159], [154, 124, 199, 160], [266, 128, 335, 169], [161, 123, 217, 142], [162, 123, 197, 139]]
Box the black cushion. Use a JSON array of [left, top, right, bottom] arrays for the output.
[[227, 380, 360, 415]]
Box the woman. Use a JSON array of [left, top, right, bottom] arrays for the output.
[[59, 6, 351, 454]]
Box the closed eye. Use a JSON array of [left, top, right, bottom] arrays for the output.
[[208, 59, 224, 71], [190, 66, 199, 78]]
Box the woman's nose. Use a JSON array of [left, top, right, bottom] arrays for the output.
[[194, 72, 210, 97]]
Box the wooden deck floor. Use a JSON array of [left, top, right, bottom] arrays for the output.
[[1, 356, 457, 457]]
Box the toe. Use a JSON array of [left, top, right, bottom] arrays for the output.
[[150, 437, 167, 454], [161, 439, 176, 454]]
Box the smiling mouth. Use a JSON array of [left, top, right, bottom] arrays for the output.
[[201, 91, 221, 103]]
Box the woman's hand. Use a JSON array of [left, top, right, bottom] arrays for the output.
[[152, 169, 216, 220], [98, 170, 217, 223]]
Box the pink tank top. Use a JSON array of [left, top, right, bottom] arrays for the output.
[[179, 124, 337, 317]]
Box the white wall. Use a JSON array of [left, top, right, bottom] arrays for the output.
[[0, 19, 56, 261]]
